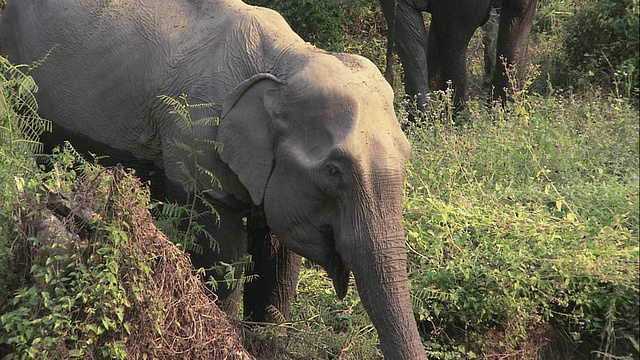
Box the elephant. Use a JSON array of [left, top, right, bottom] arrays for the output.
[[0, 0, 426, 358], [380, 0, 538, 114]]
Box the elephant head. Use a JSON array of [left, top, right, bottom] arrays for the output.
[[218, 54, 426, 360]]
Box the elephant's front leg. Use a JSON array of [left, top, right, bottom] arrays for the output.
[[243, 207, 302, 323], [189, 203, 248, 315]]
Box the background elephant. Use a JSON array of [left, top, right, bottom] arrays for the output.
[[0, 0, 425, 358], [381, 0, 538, 114]]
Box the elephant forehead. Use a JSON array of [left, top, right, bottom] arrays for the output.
[[282, 88, 398, 149], [292, 52, 393, 96], [342, 130, 408, 167], [284, 78, 392, 123], [277, 116, 406, 175]]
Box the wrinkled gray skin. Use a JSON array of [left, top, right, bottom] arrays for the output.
[[0, 0, 426, 358], [381, 0, 538, 113]]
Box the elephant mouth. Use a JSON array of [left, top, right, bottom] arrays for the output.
[[319, 225, 351, 300]]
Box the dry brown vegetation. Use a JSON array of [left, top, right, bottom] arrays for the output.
[[3, 165, 252, 359]]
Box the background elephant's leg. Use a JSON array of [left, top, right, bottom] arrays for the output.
[[395, 0, 430, 119], [491, 0, 538, 104], [482, 5, 501, 93], [244, 208, 302, 323], [426, 29, 440, 91], [428, 0, 492, 111], [379, 0, 397, 84], [429, 30, 472, 111]]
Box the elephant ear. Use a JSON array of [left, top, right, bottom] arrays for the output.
[[218, 73, 284, 205]]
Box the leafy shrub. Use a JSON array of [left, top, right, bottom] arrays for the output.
[[0, 55, 51, 304], [245, 0, 386, 60], [534, 0, 639, 97], [402, 87, 639, 358], [245, 0, 351, 50]]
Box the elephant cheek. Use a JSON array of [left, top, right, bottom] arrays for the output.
[[263, 179, 352, 298]]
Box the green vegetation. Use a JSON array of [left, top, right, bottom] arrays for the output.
[[0, 57, 249, 359], [533, 0, 639, 96], [245, 0, 388, 66], [402, 90, 638, 358], [0, 53, 51, 309], [1, 0, 638, 359]]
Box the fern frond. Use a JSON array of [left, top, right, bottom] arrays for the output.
[[1, 55, 51, 152], [193, 116, 219, 127], [194, 165, 219, 184], [169, 140, 194, 153], [201, 230, 219, 252], [187, 102, 215, 109], [154, 201, 186, 219], [158, 94, 190, 122], [12, 139, 45, 154], [266, 305, 287, 323], [29, 44, 59, 70], [154, 93, 226, 255], [196, 138, 222, 150]]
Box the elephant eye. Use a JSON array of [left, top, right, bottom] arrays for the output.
[[318, 163, 345, 196], [326, 164, 341, 178]]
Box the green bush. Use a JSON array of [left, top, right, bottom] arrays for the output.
[[0, 55, 51, 305], [245, 0, 351, 50], [402, 89, 639, 357], [245, 0, 386, 60], [534, 0, 639, 97]]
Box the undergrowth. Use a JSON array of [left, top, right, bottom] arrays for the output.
[[401, 84, 639, 358], [0, 56, 251, 359]]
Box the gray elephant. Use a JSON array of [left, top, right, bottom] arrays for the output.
[[381, 0, 538, 114], [0, 0, 426, 358]]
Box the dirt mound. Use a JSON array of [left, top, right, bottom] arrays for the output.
[[2, 165, 252, 359]]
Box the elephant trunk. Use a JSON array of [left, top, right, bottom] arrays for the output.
[[346, 213, 425, 360]]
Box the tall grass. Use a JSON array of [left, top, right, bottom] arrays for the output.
[[402, 88, 638, 357]]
